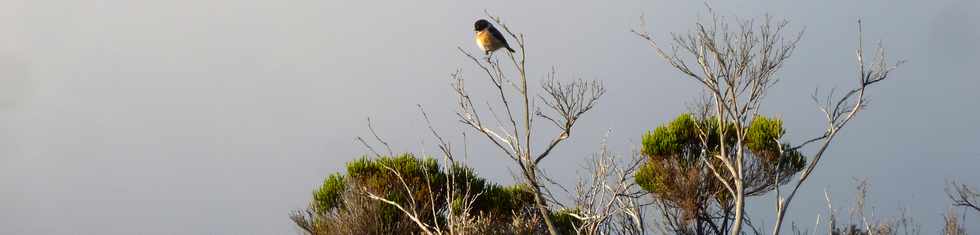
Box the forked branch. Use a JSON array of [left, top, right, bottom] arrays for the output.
[[771, 20, 902, 235]]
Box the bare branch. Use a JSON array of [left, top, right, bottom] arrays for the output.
[[946, 180, 980, 213], [418, 105, 454, 162], [772, 20, 901, 234], [573, 133, 647, 234], [454, 12, 604, 235], [363, 190, 435, 235], [535, 77, 605, 164], [367, 118, 394, 157], [355, 137, 382, 158]]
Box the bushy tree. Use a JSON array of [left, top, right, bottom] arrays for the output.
[[634, 6, 901, 232], [452, 14, 605, 235], [635, 114, 804, 234], [292, 154, 574, 235]]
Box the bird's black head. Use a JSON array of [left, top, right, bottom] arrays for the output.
[[474, 19, 491, 31]]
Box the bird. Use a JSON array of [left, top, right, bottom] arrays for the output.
[[473, 19, 515, 56]]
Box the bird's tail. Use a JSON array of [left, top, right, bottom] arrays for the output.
[[506, 46, 515, 53]]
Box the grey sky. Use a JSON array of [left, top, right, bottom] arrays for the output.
[[1, 0, 977, 234]]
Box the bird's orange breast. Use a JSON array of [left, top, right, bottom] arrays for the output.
[[475, 30, 497, 51]]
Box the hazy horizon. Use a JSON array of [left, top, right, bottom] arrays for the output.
[[1, 0, 978, 234]]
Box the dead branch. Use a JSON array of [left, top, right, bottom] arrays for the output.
[[771, 20, 902, 235], [946, 180, 980, 213], [453, 12, 606, 235]]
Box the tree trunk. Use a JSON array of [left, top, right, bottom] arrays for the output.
[[527, 169, 559, 235], [772, 202, 786, 235], [730, 182, 745, 235]]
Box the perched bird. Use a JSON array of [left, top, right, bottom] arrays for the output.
[[473, 19, 515, 55]]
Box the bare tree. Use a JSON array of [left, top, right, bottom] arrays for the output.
[[946, 180, 980, 213], [770, 20, 902, 234], [301, 13, 604, 235], [568, 133, 647, 234], [454, 12, 605, 235], [633, 8, 802, 234], [635, 6, 901, 233]]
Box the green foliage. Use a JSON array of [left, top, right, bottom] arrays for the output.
[[477, 184, 535, 217], [302, 154, 540, 234], [313, 173, 345, 213], [634, 161, 661, 195], [551, 208, 583, 234], [346, 154, 441, 178], [640, 114, 737, 163], [642, 114, 697, 157], [312, 154, 446, 220], [346, 154, 444, 192], [635, 113, 807, 225], [745, 116, 784, 155]]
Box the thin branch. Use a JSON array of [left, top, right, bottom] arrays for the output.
[[367, 117, 394, 157], [771, 20, 901, 234], [355, 137, 382, 158], [418, 105, 454, 162], [946, 180, 980, 213]]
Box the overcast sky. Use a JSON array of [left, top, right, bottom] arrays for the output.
[[1, 0, 978, 234]]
